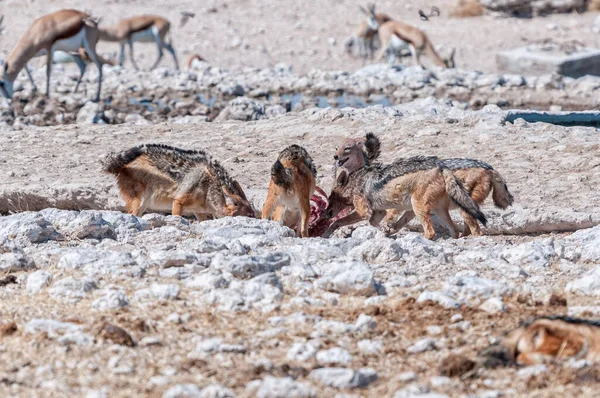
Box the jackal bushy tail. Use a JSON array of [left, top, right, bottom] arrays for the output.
[[491, 170, 514, 209], [270, 145, 317, 189], [271, 159, 293, 189], [364, 133, 381, 162], [442, 169, 487, 226], [102, 146, 145, 174]]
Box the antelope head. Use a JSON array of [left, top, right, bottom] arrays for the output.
[[0, 62, 13, 100], [359, 3, 380, 31]]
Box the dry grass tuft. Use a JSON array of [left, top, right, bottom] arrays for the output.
[[450, 0, 485, 18]]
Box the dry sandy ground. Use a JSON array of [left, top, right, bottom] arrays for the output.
[[1, 0, 600, 74], [1, 104, 599, 234]]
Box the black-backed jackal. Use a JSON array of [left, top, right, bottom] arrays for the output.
[[262, 145, 317, 238], [102, 144, 255, 219], [323, 155, 487, 239], [333, 134, 513, 236], [480, 316, 600, 366]]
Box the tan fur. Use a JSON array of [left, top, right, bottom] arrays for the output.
[[0, 9, 103, 101], [385, 168, 492, 236], [98, 15, 178, 70], [375, 20, 451, 67], [262, 149, 316, 238], [494, 319, 600, 365], [111, 154, 253, 219], [355, 12, 393, 59], [324, 164, 467, 240]]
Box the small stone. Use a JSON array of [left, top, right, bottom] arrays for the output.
[[316, 347, 353, 365], [92, 290, 129, 310], [479, 297, 506, 314], [406, 338, 436, 354], [309, 367, 377, 389], [26, 270, 52, 294], [287, 341, 319, 361], [246, 376, 315, 398], [357, 339, 383, 356], [395, 371, 418, 382], [100, 324, 135, 347], [417, 291, 460, 309]]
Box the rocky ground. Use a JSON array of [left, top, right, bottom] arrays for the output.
[[1, 0, 600, 396], [3, 61, 600, 128], [0, 100, 600, 397]]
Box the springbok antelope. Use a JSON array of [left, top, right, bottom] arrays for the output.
[[355, 4, 393, 60], [98, 15, 179, 71], [365, 9, 455, 68], [0, 9, 104, 101]]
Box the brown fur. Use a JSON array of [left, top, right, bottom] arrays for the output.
[[102, 144, 254, 220], [450, 0, 485, 18], [375, 19, 453, 68], [334, 134, 513, 237], [323, 156, 486, 240], [482, 317, 600, 366], [262, 145, 316, 238], [98, 15, 178, 70], [0, 9, 103, 101], [355, 6, 393, 59]]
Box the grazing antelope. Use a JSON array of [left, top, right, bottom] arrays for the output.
[[354, 4, 393, 60], [98, 15, 179, 71], [322, 156, 487, 239], [333, 134, 513, 237], [480, 317, 600, 366], [262, 145, 317, 238], [102, 144, 255, 219], [0, 9, 104, 101], [363, 8, 455, 68]]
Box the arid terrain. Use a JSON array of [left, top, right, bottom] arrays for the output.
[[1, 1, 600, 397]]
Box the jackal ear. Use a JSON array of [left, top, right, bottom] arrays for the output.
[[363, 133, 381, 162], [231, 180, 247, 201], [336, 169, 348, 187], [222, 186, 243, 206]]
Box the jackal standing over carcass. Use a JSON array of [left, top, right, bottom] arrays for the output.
[[102, 144, 255, 219], [262, 145, 317, 238], [323, 155, 487, 239], [333, 133, 513, 236]]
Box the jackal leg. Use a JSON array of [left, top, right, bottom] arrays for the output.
[[411, 198, 436, 240], [369, 210, 387, 227], [384, 210, 416, 235], [299, 196, 311, 238], [459, 210, 483, 237], [126, 197, 143, 216], [172, 199, 184, 216], [261, 189, 279, 220], [435, 208, 459, 239]]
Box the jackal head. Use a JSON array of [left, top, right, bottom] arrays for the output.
[[222, 180, 256, 218], [334, 133, 381, 175]]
